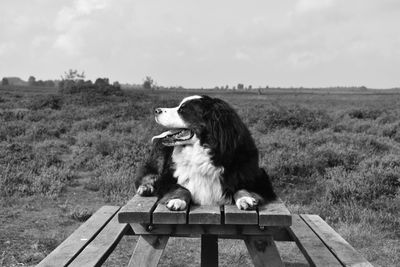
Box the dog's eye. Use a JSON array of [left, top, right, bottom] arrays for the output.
[[178, 104, 186, 113]]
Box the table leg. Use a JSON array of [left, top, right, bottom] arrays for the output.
[[201, 235, 218, 267], [128, 235, 169, 267], [244, 235, 284, 267]]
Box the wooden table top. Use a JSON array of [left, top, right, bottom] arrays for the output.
[[118, 195, 292, 227]]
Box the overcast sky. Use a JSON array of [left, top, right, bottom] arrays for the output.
[[1, 0, 399, 88]]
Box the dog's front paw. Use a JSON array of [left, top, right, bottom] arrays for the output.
[[236, 196, 258, 210], [166, 199, 187, 211], [137, 184, 154, 196]]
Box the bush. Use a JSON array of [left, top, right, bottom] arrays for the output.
[[28, 95, 63, 110], [59, 79, 123, 96], [348, 108, 384, 120], [95, 166, 137, 204], [256, 107, 331, 133], [25, 120, 70, 141], [0, 121, 27, 141], [0, 165, 73, 197], [0, 108, 29, 121], [325, 165, 400, 205], [69, 206, 93, 222]]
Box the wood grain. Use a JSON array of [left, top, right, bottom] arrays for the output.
[[244, 235, 284, 267], [130, 223, 291, 241], [288, 215, 342, 267], [68, 215, 129, 267], [258, 199, 292, 226], [301, 214, 373, 267], [224, 205, 258, 225], [118, 195, 158, 224], [189, 205, 221, 224], [37, 206, 120, 267], [152, 203, 188, 224], [128, 235, 169, 267]]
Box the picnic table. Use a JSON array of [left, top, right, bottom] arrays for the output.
[[38, 195, 373, 267]]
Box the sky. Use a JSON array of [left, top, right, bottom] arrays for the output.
[[0, 0, 400, 88]]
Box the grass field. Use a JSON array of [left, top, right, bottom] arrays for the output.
[[0, 85, 399, 266]]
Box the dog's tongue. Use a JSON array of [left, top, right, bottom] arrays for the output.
[[151, 129, 181, 143], [152, 129, 193, 146]]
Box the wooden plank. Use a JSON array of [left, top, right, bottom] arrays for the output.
[[128, 235, 169, 267], [189, 205, 221, 224], [152, 203, 188, 224], [244, 235, 284, 267], [201, 235, 218, 267], [68, 215, 129, 267], [301, 214, 373, 267], [130, 224, 291, 241], [258, 199, 292, 227], [37, 206, 120, 267], [224, 205, 258, 225], [118, 195, 158, 224], [288, 215, 342, 267]]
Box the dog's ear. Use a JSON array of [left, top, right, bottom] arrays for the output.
[[203, 98, 245, 165]]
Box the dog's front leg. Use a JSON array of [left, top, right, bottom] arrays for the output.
[[233, 189, 262, 210], [159, 184, 191, 211], [136, 174, 159, 196]]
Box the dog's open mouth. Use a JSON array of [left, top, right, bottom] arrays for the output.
[[151, 129, 194, 146]]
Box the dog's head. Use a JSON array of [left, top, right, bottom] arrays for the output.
[[153, 95, 251, 164]]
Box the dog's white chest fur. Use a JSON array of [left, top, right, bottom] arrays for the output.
[[172, 141, 225, 205]]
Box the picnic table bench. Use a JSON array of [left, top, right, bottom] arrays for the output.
[[38, 195, 373, 267]]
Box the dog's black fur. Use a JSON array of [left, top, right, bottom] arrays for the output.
[[135, 95, 276, 208]]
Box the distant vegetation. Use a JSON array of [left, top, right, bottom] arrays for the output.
[[5, 72, 400, 92], [58, 78, 123, 96]]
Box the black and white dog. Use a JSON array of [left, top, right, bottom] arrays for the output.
[[135, 95, 276, 211]]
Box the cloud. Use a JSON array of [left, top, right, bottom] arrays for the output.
[[295, 0, 334, 13], [75, 0, 109, 15], [1, 0, 400, 87], [55, 7, 79, 31], [0, 42, 15, 57], [54, 33, 82, 56], [234, 50, 251, 61], [53, 0, 112, 55], [54, 0, 111, 31]]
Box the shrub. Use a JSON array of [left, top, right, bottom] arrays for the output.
[[28, 95, 63, 110], [59, 79, 123, 96], [24, 120, 70, 141], [95, 101, 150, 120], [95, 166, 137, 204], [0, 142, 34, 166], [31, 167, 71, 197], [348, 108, 384, 120], [325, 165, 400, 205], [33, 139, 70, 167], [71, 118, 112, 133], [261, 131, 363, 184], [69, 206, 93, 222], [70, 119, 97, 133], [0, 108, 29, 121], [0, 165, 73, 197], [256, 107, 331, 133], [0, 121, 27, 141]]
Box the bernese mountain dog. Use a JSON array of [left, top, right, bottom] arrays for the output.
[[135, 95, 276, 211]]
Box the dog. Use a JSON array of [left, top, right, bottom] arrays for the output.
[[135, 95, 276, 211]]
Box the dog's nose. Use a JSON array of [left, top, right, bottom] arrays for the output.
[[154, 108, 162, 115]]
